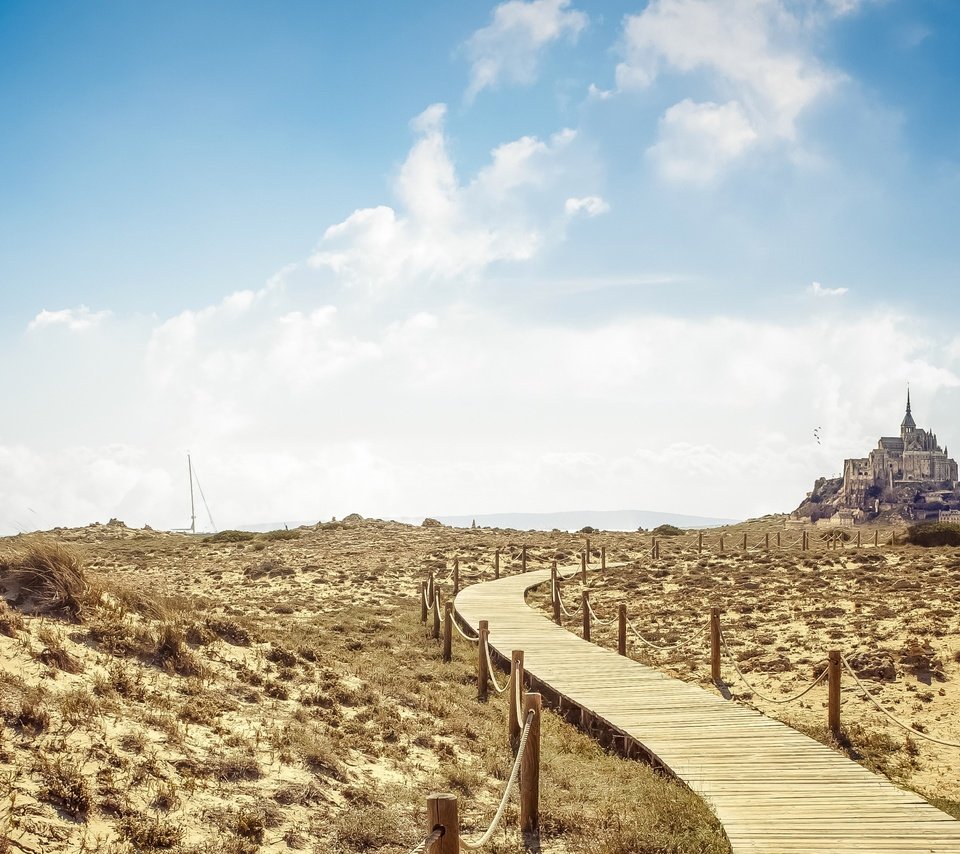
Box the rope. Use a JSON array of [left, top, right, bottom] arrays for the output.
[[514, 667, 523, 722], [422, 586, 431, 608], [460, 711, 535, 850], [408, 828, 443, 854], [718, 626, 829, 704], [484, 639, 508, 695], [840, 654, 960, 748], [556, 564, 580, 581], [452, 618, 480, 643], [434, 594, 442, 620], [586, 597, 616, 626], [556, 582, 582, 617], [626, 617, 707, 653]]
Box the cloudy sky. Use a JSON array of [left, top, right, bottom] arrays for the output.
[[2, 0, 959, 533]]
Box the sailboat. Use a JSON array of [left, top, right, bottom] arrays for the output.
[[174, 454, 216, 534]]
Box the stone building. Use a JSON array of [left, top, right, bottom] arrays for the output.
[[842, 391, 958, 507]]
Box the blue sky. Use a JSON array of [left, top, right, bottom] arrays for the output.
[[2, 0, 960, 532]]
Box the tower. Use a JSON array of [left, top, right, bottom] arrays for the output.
[[901, 387, 916, 437]]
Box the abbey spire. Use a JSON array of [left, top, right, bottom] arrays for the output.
[[901, 386, 916, 433]]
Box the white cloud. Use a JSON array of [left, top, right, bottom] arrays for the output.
[[587, 83, 614, 100], [647, 99, 758, 183], [617, 0, 851, 180], [564, 195, 610, 216], [308, 104, 579, 289], [464, 0, 588, 100], [808, 281, 848, 297], [5, 284, 960, 533], [27, 305, 110, 332]]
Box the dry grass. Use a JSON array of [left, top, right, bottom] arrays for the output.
[[0, 522, 764, 852], [0, 542, 93, 618]]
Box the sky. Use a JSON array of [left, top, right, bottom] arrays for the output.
[[2, 0, 960, 533]]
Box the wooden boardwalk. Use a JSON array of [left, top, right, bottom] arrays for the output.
[[455, 566, 960, 854]]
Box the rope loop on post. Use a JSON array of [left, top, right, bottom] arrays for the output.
[[484, 638, 508, 695], [458, 710, 536, 850], [585, 596, 617, 626], [452, 615, 480, 643]]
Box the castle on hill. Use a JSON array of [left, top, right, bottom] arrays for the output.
[[842, 390, 958, 508]]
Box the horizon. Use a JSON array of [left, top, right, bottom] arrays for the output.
[[3, 1, 960, 535]]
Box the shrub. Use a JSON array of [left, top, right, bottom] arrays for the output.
[[651, 524, 684, 537], [206, 530, 256, 543], [906, 522, 960, 547]]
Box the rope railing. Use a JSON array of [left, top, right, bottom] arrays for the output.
[[484, 638, 508, 695], [840, 654, 960, 748], [718, 625, 829, 704], [459, 710, 535, 850], [555, 581, 581, 617], [453, 617, 480, 643], [586, 596, 617, 626], [626, 616, 708, 654], [407, 828, 444, 854], [513, 667, 523, 723]]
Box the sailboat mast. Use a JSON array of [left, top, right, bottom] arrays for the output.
[[187, 454, 196, 534]]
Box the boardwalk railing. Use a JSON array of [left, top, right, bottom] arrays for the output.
[[408, 536, 957, 852], [546, 554, 960, 749]]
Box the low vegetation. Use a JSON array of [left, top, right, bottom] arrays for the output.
[[0, 524, 732, 853]]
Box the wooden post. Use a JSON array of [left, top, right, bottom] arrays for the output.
[[478, 620, 489, 702], [828, 650, 841, 736], [426, 792, 459, 854], [452, 558, 460, 595], [582, 591, 590, 642], [601, 545, 606, 570], [442, 602, 453, 663], [698, 530, 703, 554], [520, 692, 541, 837], [551, 562, 561, 625], [874, 530, 879, 547], [765, 532, 770, 552], [427, 572, 435, 608], [432, 593, 441, 640], [618, 604, 627, 656], [892, 530, 897, 546], [580, 550, 587, 584], [802, 530, 807, 551], [509, 650, 524, 751], [585, 537, 591, 564], [777, 531, 781, 548], [494, 548, 500, 579], [742, 532, 747, 551], [420, 580, 428, 623], [521, 545, 528, 573], [719, 534, 724, 554], [857, 530, 861, 548], [710, 607, 721, 683], [651, 539, 656, 559]]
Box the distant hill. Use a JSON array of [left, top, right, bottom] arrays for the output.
[[234, 509, 737, 533], [391, 509, 738, 531]]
